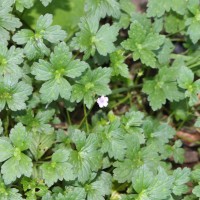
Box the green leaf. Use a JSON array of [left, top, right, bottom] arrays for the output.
[[0, 79, 32, 111], [40, 149, 74, 186], [85, 0, 121, 19], [122, 110, 144, 127], [122, 21, 165, 67], [19, 109, 55, 133], [40, 0, 53, 6], [172, 168, 191, 196], [71, 67, 111, 108], [151, 123, 175, 145], [69, 128, 102, 183], [58, 187, 86, 200], [86, 172, 112, 200], [15, 0, 34, 12], [21, 177, 48, 199], [10, 123, 30, 151], [0, 138, 13, 162], [173, 140, 185, 164], [177, 66, 194, 89], [132, 166, 174, 199], [1, 153, 33, 184], [113, 137, 160, 183], [0, 0, 22, 44], [110, 50, 129, 78], [120, 0, 136, 15], [147, 0, 171, 17], [0, 123, 33, 184], [0, 176, 23, 200], [178, 66, 200, 105], [143, 66, 184, 110], [186, 9, 200, 43], [71, 16, 118, 59], [13, 14, 66, 60], [98, 119, 126, 160], [29, 131, 55, 160], [0, 45, 24, 83], [147, 0, 188, 17], [157, 39, 174, 65], [185, 79, 200, 106], [193, 185, 200, 198], [195, 117, 200, 127], [164, 13, 185, 34], [32, 42, 88, 103], [191, 169, 200, 182]]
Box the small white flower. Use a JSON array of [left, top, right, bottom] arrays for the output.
[[97, 96, 109, 108]]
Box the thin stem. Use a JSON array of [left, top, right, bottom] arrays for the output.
[[79, 104, 94, 128], [171, 38, 185, 42], [128, 92, 133, 107], [4, 109, 9, 137], [125, 53, 132, 59], [111, 84, 142, 95], [83, 104, 89, 132], [110, 95, 130, 109], [65, 27, 79, 43], [66, 110, 72, 126]]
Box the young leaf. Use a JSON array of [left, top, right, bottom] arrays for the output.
[[178, 66, 200, 106], [0, 176, 23, 200], [19, 109, 55, 133], [21, 177, 49, 200], [71, 67, 111, 108], [122, 21, 165, 67], [110, 50, 129, 78], [0, 79, 32, 111], [40, 149, 75, 187], [85, 0, 121, 19], [13, 14, 67, 60], [0, 45, 23, 83], [71, 16, 118, 59], [32, 42, 89, 103], [143, 66, 184, 110]]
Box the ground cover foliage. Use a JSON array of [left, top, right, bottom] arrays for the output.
[[0, 0, 200, 199]]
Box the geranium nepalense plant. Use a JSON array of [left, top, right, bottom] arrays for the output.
[[0, 0, 200, 199]]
